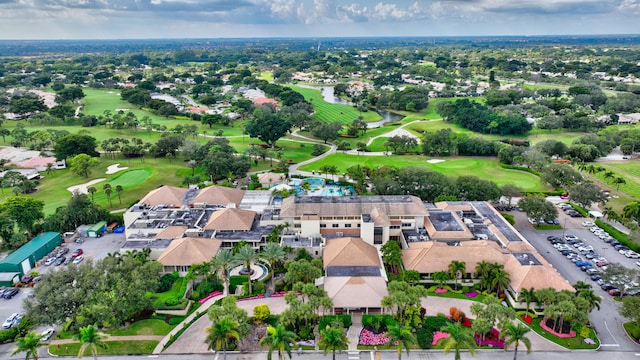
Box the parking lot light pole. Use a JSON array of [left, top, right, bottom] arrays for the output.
[[602, 247, 607, 258], [561, 218, 568, 240]]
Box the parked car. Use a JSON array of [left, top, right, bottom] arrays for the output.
[[44, 257, 56, 266], [54, 256, 66, 266], [601, 283, 615, 291], [586, 268, 600, 275], [40, 328, 55, 342], [71, 248, 83, 258], [56, 247, 69, 258], [528, 218, 537, 225], [2, 288, 19, 299], [564, 234, 579, 241], [20, 275, 33, 284], [609, 289, 622, 297], [582, 221, 595, 227], [590, 274, 601, 281], [575, 260, 593, 268], [625, 251, 640, 259], [2, 313, 19, 329], [72, 255, 84, 265]]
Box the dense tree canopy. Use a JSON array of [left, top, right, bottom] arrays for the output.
[[53, 134, 100, 160]]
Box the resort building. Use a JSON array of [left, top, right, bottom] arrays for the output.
[[125, 182, 573, 307]]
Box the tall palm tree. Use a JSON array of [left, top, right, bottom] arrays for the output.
[[261, 242, 286, 293], [318, 326, 349, 360], [440, 322, 476, 360], [572, 281, 591, 294], [577, 289, 602, 312], [12, 331, 45, 360], [490, 269, 511, 297], [213, 249, 236, 295], [115, 185, 123, 204], [502, 323, 532, 360], [448, 260, 466, 290], [206, 317, 240, 360], [103, 183, 113, 207], [385, 324, 417, 360], [260, 324, 297, 360], [613, 176, 626, 190], [87, 186, 97, 202], [235, 244, 259, 295], [517, 288, 536, 316], [474, 261, 492, 291], [74, 325, 107, 360]]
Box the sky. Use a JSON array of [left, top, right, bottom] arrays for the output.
[[0, 0, 639, 40]]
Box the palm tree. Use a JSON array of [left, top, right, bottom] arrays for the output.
[[603, 170, 615, 183], [115, 185, 123, 204], [235, 245, 259, 295], [572, 281, 591, 294], [206, 317, 240, 360], [502, 323, 532, 360], [613, 176, 626, 190], [260, 324, 297, 360], [212, 249, 236, 295], [490, 269, 511, 297], [432, 271, 450, 288], [448, 260, 466, 290], [87, 186, 97, 202], [385, 323, 417, 360], [577, 289, 602, 312], [440, 322, 476, 360], [12, 331, 45, 360], [319, 326, 349, 360], [517, 288, 536, 316], [103, 183, 112, 208], [474, 261, 492, 291], [261, 242, 286, 293], [74, 325, 107, 360]]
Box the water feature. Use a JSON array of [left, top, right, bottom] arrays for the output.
[[296, 84, 404, 128]]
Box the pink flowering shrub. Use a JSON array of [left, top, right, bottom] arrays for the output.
[[464, 291, 478, 298], [432, 331, 450, 346], [435, 288, 448, 293], [359, 328, 390, 346]]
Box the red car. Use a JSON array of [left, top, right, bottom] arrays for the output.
[[71, 249, 83, 258]]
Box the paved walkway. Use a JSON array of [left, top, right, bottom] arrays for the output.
[[152, 291, 227, 354], [162, 296, 289, 354], [348, 314, 363, 351], [50, 335, 165, 345]]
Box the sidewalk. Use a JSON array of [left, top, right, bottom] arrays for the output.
[[152, 291, 227, 354], [348, 314, 363, 351]]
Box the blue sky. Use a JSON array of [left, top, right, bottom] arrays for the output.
[[0, 0, 638, 39]]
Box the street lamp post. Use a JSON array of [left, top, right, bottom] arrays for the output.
[[561, 218, 568, 240]]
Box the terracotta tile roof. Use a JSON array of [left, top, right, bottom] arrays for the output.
[[323, 237, 382, 268], [258, 172, 286, 185], [156, 226, 188, 239], [324, 276, 388, 309], [402, 240, 573, 293], [189, 185, 245, 207], [139, 185, 187, 207], [157, 237, 221, 266], [204, 208, 256, 231], [280, 195, 428, 218]]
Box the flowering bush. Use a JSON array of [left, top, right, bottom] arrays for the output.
[[521, 315, 533, 324], [435, 288, 448, 293], [464, 291, 478, 298], [359, 328, 390, 346], [432, 331, 450, 346]]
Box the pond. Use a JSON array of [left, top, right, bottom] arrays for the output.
[[296, 85, 404, 128]]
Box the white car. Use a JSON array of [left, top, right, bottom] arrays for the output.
[[582, 221, 595, 227], [636, 260, 640, 267], [626, 251, 640, 259], [44, 257, 56, 266], [72, 255, 84, 265], [2, 313, 19, 329], [590, 226, 601, 233], [40, 328, 55, 341], [528, 218, 537, 225]]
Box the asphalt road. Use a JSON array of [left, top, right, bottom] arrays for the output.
[[514, 208, 638, 351]]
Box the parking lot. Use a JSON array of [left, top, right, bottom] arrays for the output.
[[0, 230, 126, 334], [514, 207, 638, 350]]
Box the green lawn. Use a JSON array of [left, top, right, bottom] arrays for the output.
[[528, 317, 599, 350], [49, 340, 158, 356], [107, 319, 172, 336], [152, 277, 186, 308], [0, 157, 188, 215], [299, 154, 549, 192], [286, 84, 380, 124]]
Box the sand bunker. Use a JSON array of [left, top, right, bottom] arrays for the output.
[[427, 159, 446, 164], [67, 178, 106, 194], [106, 163, 128, 174]]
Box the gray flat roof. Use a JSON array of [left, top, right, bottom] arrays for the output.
[[472, 202, 522, 242], [429, 211, 464, 232], [326, 266, 381, 277]]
